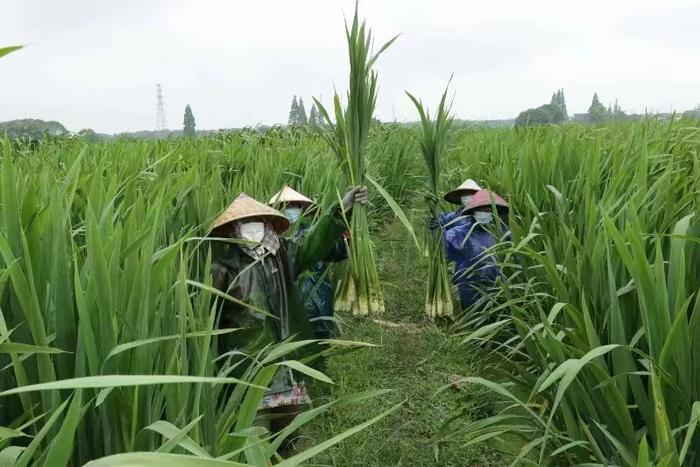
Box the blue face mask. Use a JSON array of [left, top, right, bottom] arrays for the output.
[[284, 207, 302, 223], [473, 211, 494, 224]]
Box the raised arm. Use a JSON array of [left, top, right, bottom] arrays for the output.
[[295, 205, 347, 274], [295, 186, 367, 273]]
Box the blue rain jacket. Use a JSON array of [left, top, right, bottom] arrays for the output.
[[438, 209, 469, 229], [443, 214, 509, 310], [295, 225, 347, 339]]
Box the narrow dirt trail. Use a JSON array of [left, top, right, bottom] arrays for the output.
[[300, 223, 504, 466]]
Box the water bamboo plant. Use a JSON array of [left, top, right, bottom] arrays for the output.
[[442, 120, 700, 465], [407, 84, 455, 319], [314, 4, 398, 316], [0, 135, 396, 466]]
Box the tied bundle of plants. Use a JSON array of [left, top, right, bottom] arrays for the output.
[[407, 84, 455, 319], [315, 4, 398, 316]]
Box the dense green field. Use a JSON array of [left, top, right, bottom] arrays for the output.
[[1, 119, 699, 465]]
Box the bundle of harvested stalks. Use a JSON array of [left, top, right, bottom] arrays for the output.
[[407, 83, 455, 319], [315, 4, 398, 316]]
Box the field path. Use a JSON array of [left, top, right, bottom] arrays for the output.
[[300, 222, 503, 466]]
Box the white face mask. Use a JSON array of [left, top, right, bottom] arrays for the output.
[[239, 221, 265, 243], [284, 207, 302, 224], [473, 211, 494, 224], [460, 195, 473, 207]]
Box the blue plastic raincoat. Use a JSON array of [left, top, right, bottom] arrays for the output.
[[438, 208, 477, 231], [443, 213, 509, 310]]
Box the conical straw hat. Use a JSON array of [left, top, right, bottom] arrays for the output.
[[211, 193, 290, 234], [444, 179, 482, 204], [268, 185, 315, 208], [465, 189, 509, 213]]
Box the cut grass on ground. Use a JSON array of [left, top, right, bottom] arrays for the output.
[[301, 222, 505, 466]]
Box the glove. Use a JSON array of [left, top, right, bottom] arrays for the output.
[[428, 217, 440, 230], [342, 186, 369, 212], [424, 191, 439, 204]]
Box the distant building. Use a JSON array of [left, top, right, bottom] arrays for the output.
[[572, 113, 590, 123]]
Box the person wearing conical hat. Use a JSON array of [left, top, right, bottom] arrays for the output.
[[430, 179, 482, 231], [443, 189, 511, 311], [268, 185, 317, 225], [210, 187, 367, 434], [444, 178, 482, 206], [269, 186, 348, 341]]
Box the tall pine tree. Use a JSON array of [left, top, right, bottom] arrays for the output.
[[183, 104, 196, 137], [557, 89, 567, 118], [288, 96, 299, 125], [588, 92, 609, 123], [549, 89, 567, 121], [309, 104, 320, 125], [297, 97, 308, 124]]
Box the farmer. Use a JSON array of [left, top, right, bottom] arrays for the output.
[[443, 189, 510, 311], [430, 179, 481, 230], [210, 188, 366, 433], [268, 186, 349, 340]]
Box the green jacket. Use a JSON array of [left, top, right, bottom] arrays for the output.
[[212, 206, 346, 389]]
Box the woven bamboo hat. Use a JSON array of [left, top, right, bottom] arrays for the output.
[[268, 185, 315, 209], [444, 179, 482, 204], [211, 193, 290, 234], [465, 189, 509, 214]]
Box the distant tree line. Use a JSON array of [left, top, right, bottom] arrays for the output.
[[574, 93, 629, 123], [0, 119, 68, 139], [288, 96, 323, 125], [515, 89, 637, 127], [515, 89, 568, 127], [682, 105, 700, 120], [3, 96, 699, 142]]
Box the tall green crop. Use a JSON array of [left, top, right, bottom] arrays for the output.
[[0, 134, 398, 465], [442, 119, 700, 465]]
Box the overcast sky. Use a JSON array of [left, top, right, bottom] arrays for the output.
[[1, 0, 698, 133]]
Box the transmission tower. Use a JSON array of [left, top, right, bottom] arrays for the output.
[[155, 84, 168, 131]]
